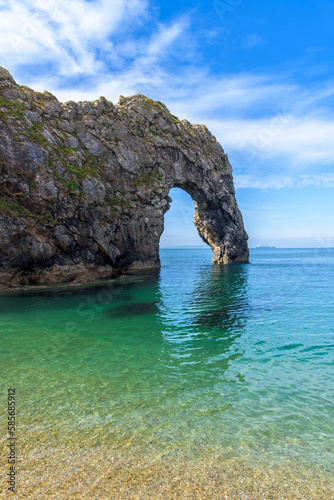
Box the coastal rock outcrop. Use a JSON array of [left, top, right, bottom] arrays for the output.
[[0, 67, 248, 287]]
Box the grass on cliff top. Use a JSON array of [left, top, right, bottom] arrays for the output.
[[0, 97, 23, 111], [0, 196, 31, 217], [134, 172, 163, 186], [0, 97, 26, 124], [27, 122, 50, 148], [59, 146, 77, 154], [48, 165, 78, 192], [0, 195, 51, 223], [149, 127, 159, 136], [65, 162, 97, 180], [105, 195, 132, 210]]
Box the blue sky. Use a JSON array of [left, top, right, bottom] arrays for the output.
[[1, 0, 334, 247]]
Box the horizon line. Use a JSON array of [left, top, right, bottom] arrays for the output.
[[160, 246, 334, 250]]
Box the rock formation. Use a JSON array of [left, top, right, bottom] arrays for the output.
[[0, 67, 248, 287]]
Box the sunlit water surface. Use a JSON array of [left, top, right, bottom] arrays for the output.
[[0, 248, 333, 495]]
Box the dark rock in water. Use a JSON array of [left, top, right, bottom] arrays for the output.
[[0, 67, 248, 288]]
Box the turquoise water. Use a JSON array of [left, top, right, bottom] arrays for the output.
[[1, 248, 333, 477]]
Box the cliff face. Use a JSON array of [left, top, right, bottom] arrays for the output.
[[0, 67, 248, 287]]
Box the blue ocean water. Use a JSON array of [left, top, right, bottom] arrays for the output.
[[0, 248, 333, 484]]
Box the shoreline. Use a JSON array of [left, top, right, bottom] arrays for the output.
[[0, 267, 161, 295]]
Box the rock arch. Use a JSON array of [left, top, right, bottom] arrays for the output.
[[115, 140, 249, 270], [0, 68, 248, 287]]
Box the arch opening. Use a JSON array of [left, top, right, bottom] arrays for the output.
[[160, 188, 208, 250]]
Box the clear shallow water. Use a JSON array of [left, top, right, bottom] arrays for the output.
[[1, 248, 334, 476]]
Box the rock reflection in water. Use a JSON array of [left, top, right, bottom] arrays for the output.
[[155, 259, 249, 386], [108, 301, 160, 317]]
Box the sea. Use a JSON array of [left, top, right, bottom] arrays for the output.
[[0, 248, 333, 498]]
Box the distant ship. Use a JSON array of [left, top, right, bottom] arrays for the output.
[[256, 244, 275, 248]]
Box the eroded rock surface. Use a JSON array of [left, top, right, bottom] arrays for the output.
[[0, 67, 248, 287]]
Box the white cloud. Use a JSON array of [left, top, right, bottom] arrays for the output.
[[0, 0, 148, 75], [205, 116, 334, 166], [166, 73, 298, 116], [1, 0, 334, 190], [234, 173, 334, 190]]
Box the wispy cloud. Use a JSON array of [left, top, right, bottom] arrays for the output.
[[206, 115, 334, 163], [234, 173, 334, 190], [0, 0, 148, 75], [166, 77, 334, 186], [243, 34, 266, 48]]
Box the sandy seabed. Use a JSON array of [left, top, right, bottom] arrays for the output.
[[1, 444, 333, 499]]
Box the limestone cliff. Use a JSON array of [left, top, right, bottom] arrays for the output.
[[0, 67, 248, 287]]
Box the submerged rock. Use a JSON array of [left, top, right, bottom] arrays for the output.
[[0, 67, 248, 287]]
